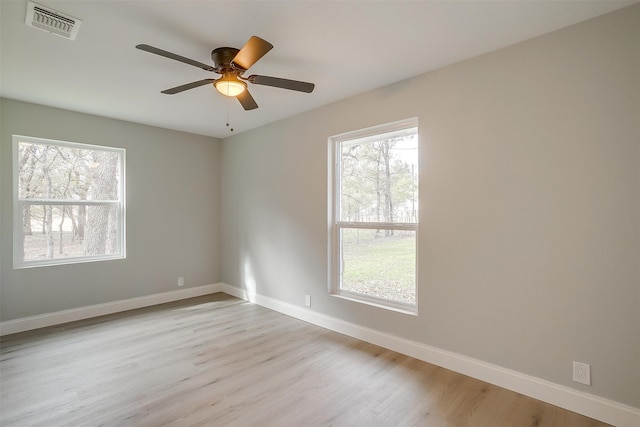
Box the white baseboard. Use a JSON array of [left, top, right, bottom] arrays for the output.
[[0, 283, 223, 336], [220, 283, 640, 427]]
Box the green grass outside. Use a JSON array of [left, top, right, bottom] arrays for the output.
[[341, 229, 416, 305]]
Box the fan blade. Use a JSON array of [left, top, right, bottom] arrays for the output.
[[161, 79, 215, 94], [231, 36, 273, 70], [237, 89, 259, 110], [136, 44, 215, 72], [248, 75, 315, 93]]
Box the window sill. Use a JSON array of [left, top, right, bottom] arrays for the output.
[[14, 254, 126, 269], [329, 292, 418, 316]]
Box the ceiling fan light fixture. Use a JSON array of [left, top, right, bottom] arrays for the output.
[[136, 36, 315, 111], [214, 75, 246, 97]]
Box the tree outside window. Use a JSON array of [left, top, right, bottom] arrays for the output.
[[13, 135, 125, 268], [330, 119, 418, 311]]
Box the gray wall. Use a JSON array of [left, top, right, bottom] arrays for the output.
[[0, 99, 221, 320], [221, 6, 639, 407]]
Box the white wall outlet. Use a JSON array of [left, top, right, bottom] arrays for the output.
[[573, 361, 591, 385], [304, 295, 311, 307], [178, 277, 184, 287]]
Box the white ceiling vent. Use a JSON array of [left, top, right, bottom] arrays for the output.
[[25, 1, 82, 40]]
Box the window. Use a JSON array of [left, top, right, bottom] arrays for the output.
[[13, 135, 125, 268], [329, 119, 418, 312]]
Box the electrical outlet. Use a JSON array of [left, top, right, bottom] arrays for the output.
[[305, 295, 311, 307], [178, 277, 184, 287], [573, 361, 591, 385]]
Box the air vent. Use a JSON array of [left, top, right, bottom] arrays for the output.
[[25, 1, 82, 40]]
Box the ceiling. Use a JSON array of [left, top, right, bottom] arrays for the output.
[[1, 0, 635, 139]]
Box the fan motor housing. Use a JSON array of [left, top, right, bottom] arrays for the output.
[[212, 47, 240, 71]]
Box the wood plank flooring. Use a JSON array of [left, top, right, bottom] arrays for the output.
[[0, 293, 609, 426]]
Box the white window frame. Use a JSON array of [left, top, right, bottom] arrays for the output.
[[328, 118, 419, 314], [12, 135, 126, 268]]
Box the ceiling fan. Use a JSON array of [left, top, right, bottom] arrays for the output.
[[136, 36, 315, 111]]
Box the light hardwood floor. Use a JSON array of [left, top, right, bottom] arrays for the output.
[[0, 293, 609, 426]]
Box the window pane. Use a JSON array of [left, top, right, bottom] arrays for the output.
[[339, 131, 418, 223], [22, 204, 121, 262], [18, 142, 122, 201], [340, 228, 416, 305], [14, 135, 125, 268]]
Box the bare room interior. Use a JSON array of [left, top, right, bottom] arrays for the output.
[[1, 1, 638, 426]]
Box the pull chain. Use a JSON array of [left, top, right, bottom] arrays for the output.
[[225, 96, 234, 132]]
